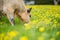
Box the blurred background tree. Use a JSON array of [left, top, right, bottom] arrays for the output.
[[24, 0, 60, 5], [35, 0, 54, 5]]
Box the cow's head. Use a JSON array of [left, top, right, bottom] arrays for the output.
[[15, 8, 32, 23]]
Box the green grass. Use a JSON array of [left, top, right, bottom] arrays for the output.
[[0, 5, 60, 40]]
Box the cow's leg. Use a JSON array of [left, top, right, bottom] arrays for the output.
[[6, 8, 14, 26], [7, 12, 14, 26]]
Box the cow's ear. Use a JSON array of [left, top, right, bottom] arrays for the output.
[[27, 8, 32, 13]]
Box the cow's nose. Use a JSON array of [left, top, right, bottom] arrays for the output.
[[25, 20, 30, 23]]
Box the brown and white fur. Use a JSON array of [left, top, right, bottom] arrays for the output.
[[0, 0, 32, 26]]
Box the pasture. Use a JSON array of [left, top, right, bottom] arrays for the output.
[[0, 5, 60, 40]]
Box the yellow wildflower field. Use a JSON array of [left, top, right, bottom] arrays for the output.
[[0, 5, 60, 40]]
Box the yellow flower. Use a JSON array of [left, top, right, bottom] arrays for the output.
[[55, 13, 59, 18], [38, 37, 44, 40], [32, 20, 38, 24], [56, 32, 60, 36], [54, 21, 57, 24], [45, 19, 51, 24], [39, 27, 45, 32], [53, 20, 57, 27], [53, 19, 57, 24], [58, 15, 60, 18], [24, 23, 30, 30], [32, 6, 37, 9], [7, 31, 18, 37], [41, 17, 45, 21], [46, 11, 49, 14], [20, 36, 28, 40], [0, 33, 5, 40], [50, 38, 55, 40], [52, 23, 57, 28], [4, 36, 12, 40]]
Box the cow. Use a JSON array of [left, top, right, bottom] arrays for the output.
[[0, 0, 32, 26]]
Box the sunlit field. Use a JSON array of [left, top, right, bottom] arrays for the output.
[[0, 5, 60, 40]]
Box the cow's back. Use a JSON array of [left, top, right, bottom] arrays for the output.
[[3, 0, 26, 12], [0, 0, 26, 14]]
